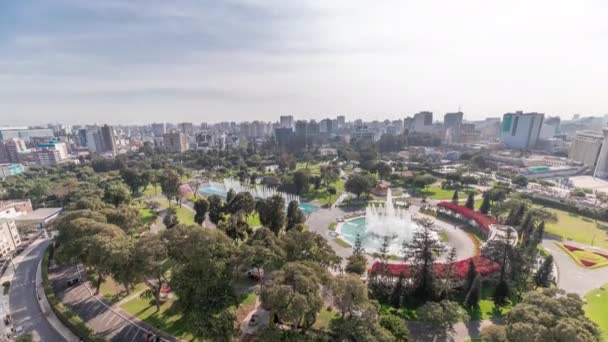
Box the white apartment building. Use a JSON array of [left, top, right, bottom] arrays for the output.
[[0, 219, 21, 256]]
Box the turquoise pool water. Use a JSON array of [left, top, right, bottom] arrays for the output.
[[341, 217, 366, 246], [199, 185, 318, 214]]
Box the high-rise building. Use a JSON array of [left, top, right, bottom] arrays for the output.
[[569, 130, 604, 170], [594, 129, 608, 178], [499, 111, 544, 149], [280, 115, 294, 129], [336, 116, 346, 130], [539, 116, 561, 139], [0, 128, 54, 143], [319, 118, 333, 134], [100, 125, 117, 154], [178, 122, 194, 136], [410, 111, 433, 133], [0, 218, 21, 257], [163, 132, 189, 153], [151, 123, 166, 137], [0, 138, 28, 163], [444, 112, 464, 144]]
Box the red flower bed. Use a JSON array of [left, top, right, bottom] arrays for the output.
[[437, 202, 496, 235], [580, 260, 597, 267], [562, 244, 582, 252], [370, 256, 499, 279]]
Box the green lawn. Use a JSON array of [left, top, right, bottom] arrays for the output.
[[99, 277, 147, 304], [153, 198, 195, 225], [304, 179, 345, 206], [139, 207, 157, 225], [334, 238, 351, 248], [328, 222, 337, 231], [544, 208, 608, 249], [468, 283, 513, 320], [142, 184, 161, 196], [420, 186, 468, 201], [120, 297, 194, 340], [585, 284, 608, 340], [246, 212, 261, 227], [296, 162, 321, 176]]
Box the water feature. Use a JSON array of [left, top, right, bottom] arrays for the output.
[[341, 189, 422, 254], [199, 178, 318, 214]]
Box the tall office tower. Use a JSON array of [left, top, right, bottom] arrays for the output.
[[594, 129, 608, 178], [163, 132, 190, 153], [499, 111, 544, 149], [444, 112, 464, 144], [151, 123, 166, 137], [539, 116, 561, 139], [178, 122, 194, 136], [336, 115, 346, 130], [100, 125, 117, 154], [280, 115, 294, 129], [319, 118, 333, 134], [0, 138, 28, 163], [410, 111, 433, 133], [569, 130, 605, 170]]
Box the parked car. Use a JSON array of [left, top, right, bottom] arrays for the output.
[[66, 278, 80, 287]]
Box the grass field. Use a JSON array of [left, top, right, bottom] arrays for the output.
[[544, 208, 608, 249], [296, 162, 321, 176], [304, 179, 345, 206], [139, 207, 157, 225], [121, 297, 193, 340], [420, 186, 468, 201], [334, 238, 351, 248], [585, 284, 608, 340], [468, 283, 512, 320], [153, 198, 195, 225], [99, 277, 147, 304], [142, 184, 161, 196]]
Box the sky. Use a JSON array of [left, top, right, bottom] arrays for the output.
[[1, 0, 608, 125]]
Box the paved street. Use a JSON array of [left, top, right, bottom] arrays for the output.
[[9, 239, 66, 341], [49, 264, 175, 342]]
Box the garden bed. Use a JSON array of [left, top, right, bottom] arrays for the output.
[[555, 242, 608, 269]]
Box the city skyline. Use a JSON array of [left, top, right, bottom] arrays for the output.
[[2, 1, 608, 125]]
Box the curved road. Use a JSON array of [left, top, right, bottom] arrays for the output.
[[9, 238, 65, 341]]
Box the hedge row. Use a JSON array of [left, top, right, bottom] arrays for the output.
[[520, 192, 608, 222], [41, 244, 105, 342]]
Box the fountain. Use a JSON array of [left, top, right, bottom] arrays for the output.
[[341, 189, 424, 255]]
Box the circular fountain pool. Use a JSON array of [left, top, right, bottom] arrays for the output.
[[339, 189, 421, 255]]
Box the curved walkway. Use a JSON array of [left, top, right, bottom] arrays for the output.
[[542, 238, 608, 297]]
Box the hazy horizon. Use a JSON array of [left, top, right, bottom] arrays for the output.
[[2, 0, 608, 125]]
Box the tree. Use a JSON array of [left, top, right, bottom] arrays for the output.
[[330, 312, 395, 341], [345, 233, 367, 276], [226, 191, 255, 215], [417, 300, 468, 335], [505, 204, 526, 226], [120, 168, 145, 194], [167, 226, 237, 341], [534, 255, 554, 288], [193, 198, 209, 225], [465, 258, 477, 293], [102, 206, 143, 234], [235, 227, 286, 279], [160, 169, 181, 204], [479, 325, 507, 342], [186, 179, 202, 199], [390, 272, 405, 308], [293, 169, 311, 195], [207, 195, 225, 225], [344, 174, 375, 199], [451, 189, 459, 204], [505, 288, 601, 342], [465, 192, 475, 210], [163, 207, 179, 228], [380, 313, 411, 341], [374, 161, 392, 180], [332, 274, 369, 317], [439, 247, 458, 300], [226, 188, 236, 204], [218, 213, 252, 243], [134, 234, 169, 312], [479, 193, 491, 214], [103, 182, 131, 207], [512, 175, 529, 188], [464, 276, 481, 310], [281, 230, 341, 268], [256, 195, 286, 236], [320, 164, 340, 186], [286, 200, 305, 231], [494, 279, 510, 307], [406, 217, 445, 303], [261, 261, 328, 331]]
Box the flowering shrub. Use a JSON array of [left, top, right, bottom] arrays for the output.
[[562, 244, 582, 252], [556, 242, 608, 269], [580, 260, 597, 267], [370, 256, 499, 279], [437, 202, 496, 236]]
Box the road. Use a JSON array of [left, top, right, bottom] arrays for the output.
[[9, 238, 66, 341]]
